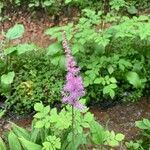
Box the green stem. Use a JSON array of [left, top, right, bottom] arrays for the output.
[[71, 105, 75, 147]]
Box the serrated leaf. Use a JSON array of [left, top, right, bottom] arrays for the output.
[[1, 71, 15, 85], [5, 24, 24, 40]]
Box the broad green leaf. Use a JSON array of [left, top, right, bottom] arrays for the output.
[[0, 137, 6, 150], [1, 71, 15, 85], [127, 6, 138, 15], [19, 137, 42, 150], [135, 121, 148, 129], [126, 71, 142, 88], [91, 121, 106, 144], [47, 43, 62, 56], [8, 131, 22, 150], [143, 119, 150, 127], [34, 103, 44, 112], [35, 120, 44, 128], [5, 24, 24, 40], [108, 65, 114, 74], [43, 1, 52, 6], [30, 128, 40, 143], [17, 44, 36, 55], [51, 55, 61, 66], [94, 78, 102, 84], [4, 47, 17, 55], [110, 77, 117, 83], [11, 122, 30, 140], [84, 112, 94, 123]]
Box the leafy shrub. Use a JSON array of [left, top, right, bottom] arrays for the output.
[[45, 10, 150, 103], [0, 24, 65, 114], [5, 51, 65, 114]]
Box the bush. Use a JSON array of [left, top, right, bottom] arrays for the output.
[[45, 9, 150, 104], [6, 51, 65, 114]]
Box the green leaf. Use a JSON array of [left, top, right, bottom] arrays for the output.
[[109, 77, 117, 83], [43, 1, 52, 6], [143, 119, 150, 127], [30, 128, 40, 143], [4, 47, 17, 55], [8, 131, 22, 150], [34, 103, 44, 112], [0, 109, 6, 119], [1, 71, 15, 85], [91, 121, 106, 144], [94, 78, 102, 84], [84, 112, 94, 123], [17, 44, 36, 55], [11, 122, 30, 140], [115, 133, 125, 141], [5, 24, 24, 40], [19, 137, 42, 150], [0, 137, 7, 150], [108, 65, 114, 74], [108, 139, 119, 147], [47, 43, 62, 56], [127, 6, 138, 15], [35, 120, 44, 128], [126, 71, 142, 88], [135, 119, 150, 130]]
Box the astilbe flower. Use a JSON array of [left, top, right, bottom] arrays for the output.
[[62, 31, 85, 110]]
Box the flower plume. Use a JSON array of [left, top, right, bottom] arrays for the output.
[[62, 31, 85, 110]]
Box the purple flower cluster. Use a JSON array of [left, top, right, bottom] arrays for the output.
[[62, 31, 85, 110]]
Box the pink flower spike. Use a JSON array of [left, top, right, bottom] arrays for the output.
[[62, 31, 85, 110]]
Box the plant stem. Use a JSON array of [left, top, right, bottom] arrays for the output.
[[71, 105, 75, 147]]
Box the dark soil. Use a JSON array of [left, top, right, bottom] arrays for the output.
[[90, 97, 150, 140]]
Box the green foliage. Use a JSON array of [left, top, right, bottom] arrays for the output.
[[45, 9, 150, 103], [5, 24, 24, 40], [4, 50, 64, 114], [0, 102, 124, 150], [42, 136, 61, 150], [0, 137, 6, 150], [1, 71, 15, 85], [126, 119, 150, 150]]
